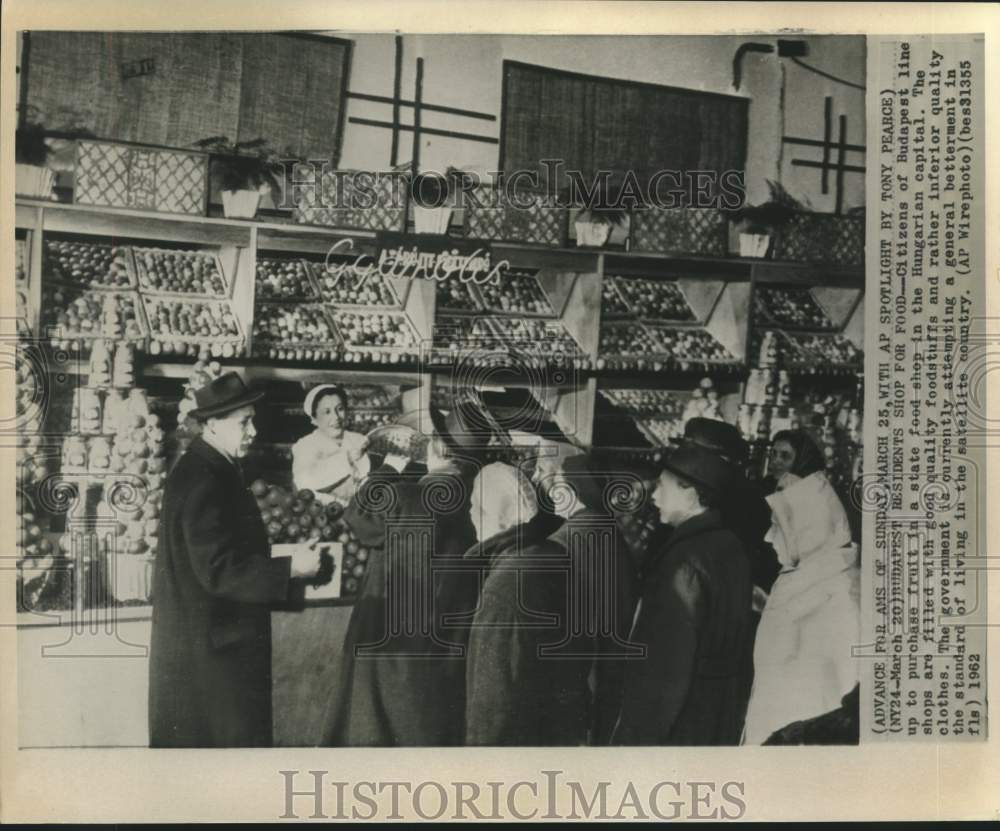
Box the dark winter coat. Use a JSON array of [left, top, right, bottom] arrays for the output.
[[321, 459, 478, 746], [464, 508, 637, 746], [613, 509, 753, 746], [148, 437, 291, 747]]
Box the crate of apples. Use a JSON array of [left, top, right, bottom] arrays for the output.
[[44, 239, 135, 290], [251, 481, 344, 545], [754, 287, 836, 330], [252, 304, 337, 349], [784, 332, 862, 366], [44, 286, 148, 347], [133, 246, 228, 297], [601, 278, 632, 317], [645, 324, 736, 365], [330, 310, 419, 350], [476, 270, 555, 316], [612, 277, 695, 322], [143, 296, 244, 356], [256, 257, 320, 301], [435, 275, 483, 313], [597, 322, 661, 360], [313, 262, 401, 307]]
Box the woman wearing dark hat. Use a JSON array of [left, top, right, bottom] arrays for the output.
[[291, 384, 370, 505], [321, 400, 497, 747], [612, 444, 754, 746], [149, 372, 322, 747]]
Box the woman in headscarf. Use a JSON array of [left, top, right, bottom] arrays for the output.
[[291, 384, 370, 505], [742, 439, 861, 744]]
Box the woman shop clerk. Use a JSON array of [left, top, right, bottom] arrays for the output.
[[292, 384, 370, 505]]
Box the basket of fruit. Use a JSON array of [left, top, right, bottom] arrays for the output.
[[473, 269, 560, 317], [311, 261, 408, 308], [255, 256, 321, 302], [43, 285, 149, 349], [753, 286, 837, 331], [142, 295, 245, 358], [43, 239, 136, 291], [251, 303, 341, 363], [132, 246, 230, 299], [610, 276, 698, 324]]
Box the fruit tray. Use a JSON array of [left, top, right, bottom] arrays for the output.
[[43, 239, 136, 291], [753, 286, 837, 331], [132, 246, 230, 299], [311, 260, 407, 308], [473, 269, 557, 317], [435, 275, 485, 313], [600, 278, 632, 318], [328, 310, 421, 351], [251, 303, 340, 352], [481, 316, 585, 356], [141, 295, 245, 347], [43, 286, 149, 343], [780, 331, 863, 366], [598, 321, 663, 357], [255, 256, 321, 302], [600, 388, 689, 419], [644, 323, 737, 364], [610, 276, 697, 323]]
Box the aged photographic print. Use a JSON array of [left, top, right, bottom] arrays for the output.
[[1, 1, 993, 823]]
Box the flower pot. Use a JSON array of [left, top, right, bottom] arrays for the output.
[[221, 189, 262, 219], [16, 163, 56, 199], [740, 232, 771, 258], [413, 204, 453, 234], [575, 219, 613, 248]]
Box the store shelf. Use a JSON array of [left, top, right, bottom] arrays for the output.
[[142, 360, 424, 388]]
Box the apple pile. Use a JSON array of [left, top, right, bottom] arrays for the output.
[[249, 480, 371, 595], [144, 297, 243, 357], [44, 287, 146, 349], [316, 266, 398, 307], [598, 322, 661, 361], [612, 277, 695, 322], [477, 270, 554, 316], [331, 311, 418, 349], [755, 287, 835, 330], [253, 303, 335, 348], [44, 240, 133, 290], [256, 257, 319, 301], [134, 247, 227, 296], [435, 276, 482, 313]]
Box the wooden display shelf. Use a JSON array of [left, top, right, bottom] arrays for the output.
[[142, 360, 424, 389]]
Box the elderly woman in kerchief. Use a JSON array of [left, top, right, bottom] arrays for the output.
[[742, 435, 861, 744]]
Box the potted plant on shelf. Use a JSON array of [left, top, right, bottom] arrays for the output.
[[574, 204, 629, 248], [728, 179, 801, 258], [194, 136, 284, 219], [15, 121, 57, 200]]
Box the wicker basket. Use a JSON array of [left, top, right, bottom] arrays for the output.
[[74, 139, 208, 216], [292, 168, 406, 232], [629, 207, 728, 256], [774, 212, 864, 268], [464, 185, 565, 247]]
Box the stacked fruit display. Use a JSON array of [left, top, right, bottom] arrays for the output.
[[476, 270, 554, 315], [315, 265, 399, 307], [432, 315, 494, 353], [252, 304, 338, 361], [44, 239, 134, 290], [255, 257, 319, 301], [596, 323, 662, 370], [435, 276, 483, 312], [133, 247, 228, 297], [331, 310, 419, 353], [754, 286, 835, 330], [646, 325, 735, 365], [611, 277, 695, 321], [44, 286, 147, 349], [601, 279, 631, 316], [784, 332, 863, 367], [144, 297, 243, 357], [249, 481, 369, 596]]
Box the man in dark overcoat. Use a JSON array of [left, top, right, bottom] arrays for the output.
[[321, 402, 495, 746], [612, 444, 754, 746], [148, 372, 321, 747]]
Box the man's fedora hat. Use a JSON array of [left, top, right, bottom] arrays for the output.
[[429, 397, 504, 457], [673, 417, 748, 463], [658, 443, 741, 496], [189, 371, 264, 421]]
